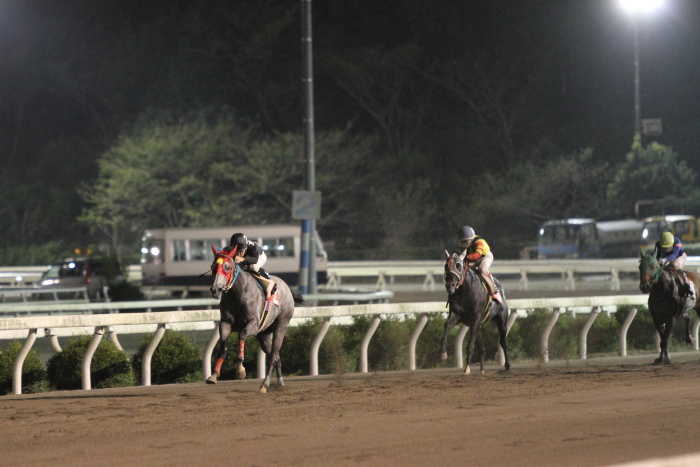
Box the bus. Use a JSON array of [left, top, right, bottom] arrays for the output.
[[640, 215, 700, 249], [537, 218, 644, 259], [140, 225, 328, 287]]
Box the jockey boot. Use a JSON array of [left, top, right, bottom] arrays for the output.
[[484, 273, 502, 303], [258, 267, 271, 280], [682, 273, 694, 299]]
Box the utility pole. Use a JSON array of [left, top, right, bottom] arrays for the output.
[[299, 0, 317, 295]]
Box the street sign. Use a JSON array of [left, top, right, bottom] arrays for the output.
[[292, 190, 321, 220], [642, 119, 662, 136]]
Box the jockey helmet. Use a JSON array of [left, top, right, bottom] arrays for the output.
[[458, 226, 476, 241], [231, 233, 248, 251], [660, 231, 674, 249]]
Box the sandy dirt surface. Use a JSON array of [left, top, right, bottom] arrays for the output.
[[3, 355, 700, 467]]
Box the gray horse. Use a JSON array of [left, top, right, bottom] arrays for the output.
[[440, 250, 511, 374], [207, 245, 302, 393]]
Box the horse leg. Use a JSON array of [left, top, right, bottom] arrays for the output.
[[654, 320, 673, 365], [684, 315, 694, 345], [259, 327, 287, 394], [464, 327, 477, 375], [476, 327, 485, 374], [439, 311, 460, 361], [206, 321, 232, 384], [495, 313, 510, 371]]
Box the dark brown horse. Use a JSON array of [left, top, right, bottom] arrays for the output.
[[638, 251, 699, 364], [206, 246, 302, 392], [440, 250, 510, 374]]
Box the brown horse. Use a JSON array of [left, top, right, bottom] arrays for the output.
[[206, 246, 302, 392], [638, 251, 699, 364], [440, 250, 510, 374]]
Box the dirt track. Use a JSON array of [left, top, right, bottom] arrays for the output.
[[3, 355, 700, 467]]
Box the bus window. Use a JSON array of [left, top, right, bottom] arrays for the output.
[[173, 240, 187, 262], [673, 221, 689, 238], [262, 237, 295, 258], [190, 239, 221, 261]]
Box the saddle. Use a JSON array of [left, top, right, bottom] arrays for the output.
[[247, 271, 280, 333], [668, 268, 694, 298], [475, 269, 503, 304]]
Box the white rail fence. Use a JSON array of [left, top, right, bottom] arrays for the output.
[[3, 295, 699, 395], [323, 258, 700, 292], [7, 259, 700, 292]]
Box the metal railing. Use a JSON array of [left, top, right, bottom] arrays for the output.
[[3, 294, 697, 395], [6, 258, 700, 292]]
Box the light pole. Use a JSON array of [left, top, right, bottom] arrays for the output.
[[619, 0, 662, 146]]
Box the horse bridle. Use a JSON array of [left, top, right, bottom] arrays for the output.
[[446, 255, 467, 289], [211, 246, 241, 292]]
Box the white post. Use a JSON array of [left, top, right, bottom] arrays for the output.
[[202, 324, 220, 380], [82, 327, 104, 391], [142, 323, 167, 386], [454, 325, 469, 368], [541, 308, 561, 363], [12, 328, 37, 395], [359, 317, 381, 373], [579, 307, 600, 360], [310, 319, 331, 376], [408, 315, 428, 370], [619, 307, 637, 356], [257, 348, 266, 379]]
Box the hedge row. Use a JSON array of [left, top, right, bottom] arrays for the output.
[[0, 306, 695, 395]]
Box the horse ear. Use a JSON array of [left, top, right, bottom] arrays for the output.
[[444, 249, 450, 260], [212, 245, 220, 256]]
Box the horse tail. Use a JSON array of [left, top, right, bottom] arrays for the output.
[[291, 290, 304, 304]]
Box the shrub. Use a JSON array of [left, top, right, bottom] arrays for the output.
[[133, 331, 202, 384], [108, 280, 146, 302], [0, 341, 48, 395], [47, 336, 135, 390]]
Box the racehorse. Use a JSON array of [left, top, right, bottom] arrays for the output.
[[638, 251, 699, 364], [207, 245, 303, 393], [439, 250, 511, 374]]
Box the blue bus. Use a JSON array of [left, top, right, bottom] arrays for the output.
[[538, 218, 644, 259]]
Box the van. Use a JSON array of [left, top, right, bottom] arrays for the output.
[[38, 257, 115, 300]]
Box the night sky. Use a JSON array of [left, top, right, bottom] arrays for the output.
[[2, 0, 700, 253], [2, 0, 700, 158]]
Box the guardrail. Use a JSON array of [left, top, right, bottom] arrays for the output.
[[3, 294, 698, 395], [6, 258, 700, 292], [0, 287, 92, 304], [324, 258, 700, 292]]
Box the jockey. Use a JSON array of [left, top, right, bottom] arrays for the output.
[[230, 233, 277, 302], [654, 231, 693, 298], [457, 226, 500, 302]]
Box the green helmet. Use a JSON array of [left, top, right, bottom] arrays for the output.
[[660, 231, 674, 248]]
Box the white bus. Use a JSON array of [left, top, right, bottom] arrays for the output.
[[140, 225, 327, 287]]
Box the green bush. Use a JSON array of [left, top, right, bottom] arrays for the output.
[[47, 336, 135, 390], [0, 341, 48, 395], [108, 280, 146, 302], [133, 331, 202, 384]]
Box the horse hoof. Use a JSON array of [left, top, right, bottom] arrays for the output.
[[259, 385, 267, 394], [206, 374, 217, 384], [464, 365, 471, 375], [480, 369, 485, 375], [440, 352, 448, 361]]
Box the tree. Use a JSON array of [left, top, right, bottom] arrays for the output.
[[79, 110, 378, 259], [606, 143, 700, 218], [452, 148, 612, 258]]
